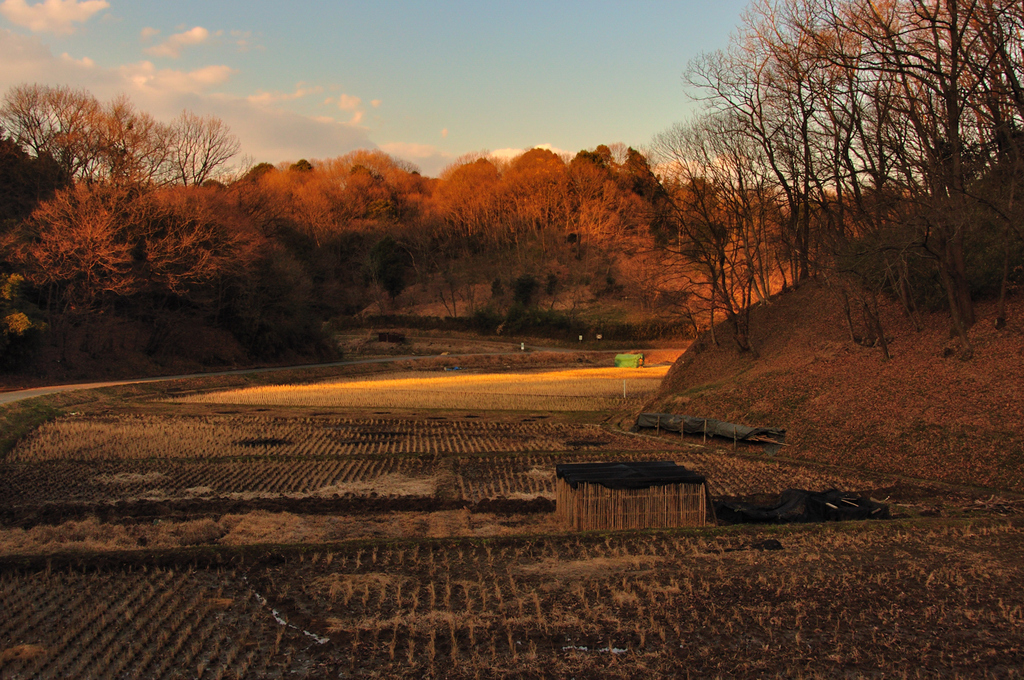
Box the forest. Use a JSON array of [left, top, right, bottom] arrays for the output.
[[1, 0, 1022, 375]]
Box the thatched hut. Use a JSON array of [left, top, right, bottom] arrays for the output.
[[555, 461, 712, 530]]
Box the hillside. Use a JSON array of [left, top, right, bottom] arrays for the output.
[[653, 284, 1024, 493]]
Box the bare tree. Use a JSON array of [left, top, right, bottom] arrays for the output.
[[652, 112, 774, 351], [169, 110, 240, 186], [99, 95, 173, 186], [0, 83, 101, 180]]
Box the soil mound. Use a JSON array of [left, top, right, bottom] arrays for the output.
[[654, 284, 1024, 492]]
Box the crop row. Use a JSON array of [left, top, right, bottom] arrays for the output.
[[453, 451, 879, 503], [1, 447, 878, 507], [9, 414, 663, 463], [0, 566, 320, 679], [3, 520, 1021, 676], [0, 457, 437, 506], [257, 521, 1024, 676]]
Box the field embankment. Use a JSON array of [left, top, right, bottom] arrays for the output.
[[653, 285, 1024, 492]]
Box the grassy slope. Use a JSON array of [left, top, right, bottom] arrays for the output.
[[653, 284, 1024, 492]]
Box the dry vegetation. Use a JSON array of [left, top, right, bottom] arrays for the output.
[[656, 286, 1024, 493], [2, 412, 880, 510], [8, 413, 626, 462], [174, 366, 668, 412], [3, 522, 1023, 678], [0, 564, 330, 679], [2, 352, 1022, 677]]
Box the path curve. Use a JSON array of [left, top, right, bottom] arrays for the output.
[[0, 347, 583, 406]]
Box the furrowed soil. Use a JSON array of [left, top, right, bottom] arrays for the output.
[[1, 347, 1023, 677]]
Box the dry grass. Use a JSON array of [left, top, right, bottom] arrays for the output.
[[658, 285, 1024, 492], [0, 565, 324, 679], [3, 522, 1023, 677], [0, 511, 564, 556], [174, 366, 669, 411], [7, 414, 639, 463], [243, 520, 1024, 677], [1, 445, 880, 510]]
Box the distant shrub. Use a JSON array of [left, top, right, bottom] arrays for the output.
[[513, 274, 538, 306]]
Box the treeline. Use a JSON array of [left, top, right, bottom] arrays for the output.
[[651, 0, 1024, 358], [0, 84, 677, 371], [4, 0, 1023, 375]]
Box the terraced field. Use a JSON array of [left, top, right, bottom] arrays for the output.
[[2, 413, 878, 507], [2, 361, 1020, 678]]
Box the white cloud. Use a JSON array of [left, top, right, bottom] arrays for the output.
[[0, 27, 109, 82], [145, 26, 209, 59], [224, 103, 376, 164], [335, 93, 361, 111], [0, 30, 375, 166], [322, 93, 369, 126], [489, 147, 525, 160], [370, 99, 381, 108], [229, 29, 261, 53], [119, 61, 234, 94], [247, 83, 323, 106], [59, 50, 91, 67], [139, 26, 159, 40], [0, 0, 107, 34], [490, 143, 570, 160], [441, 128, 448, 138]]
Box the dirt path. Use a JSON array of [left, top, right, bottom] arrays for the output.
[[0, 352, 516, 406]]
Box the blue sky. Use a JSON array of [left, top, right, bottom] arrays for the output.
[[0, 0, 749, 176]]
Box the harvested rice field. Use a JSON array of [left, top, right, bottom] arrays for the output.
[[2, 357, 1022, 678], [1, 412, 882, 509], [7, 412, 660, 462], [2, 522, 1024, 678], [173, 366, 668, 412]]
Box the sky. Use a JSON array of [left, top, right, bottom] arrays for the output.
[[0, 0, 750, 177]]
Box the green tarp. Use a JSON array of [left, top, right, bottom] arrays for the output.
[[614, 353, 644, 368]]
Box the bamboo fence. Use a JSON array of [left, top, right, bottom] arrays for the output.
[[556, 478, 708, 530]]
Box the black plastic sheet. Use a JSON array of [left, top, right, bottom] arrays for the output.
[[555, 461, 706, 490], [714, 489, 890, 524]]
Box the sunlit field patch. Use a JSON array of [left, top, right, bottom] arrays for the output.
[[175, 366, 670, 411]]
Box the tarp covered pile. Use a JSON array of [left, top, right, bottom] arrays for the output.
[[635, 413, 786, 445], [714, 489, 890, 524]]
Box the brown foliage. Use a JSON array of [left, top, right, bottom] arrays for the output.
[[24, 183, 138, 312], [658, 283, 1024, 491], [22, 183, 258, 314]]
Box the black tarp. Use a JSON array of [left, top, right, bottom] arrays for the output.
[[635, 413, 786, 443], [714, 489, 890, 524], [556, 461, 706, 490]]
